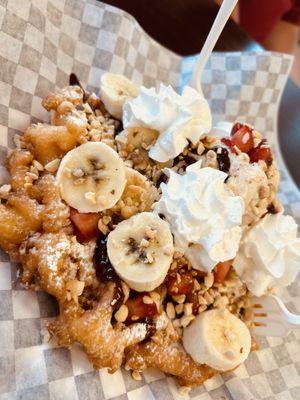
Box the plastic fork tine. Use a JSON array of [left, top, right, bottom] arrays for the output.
[[250, 295, 300, 337]]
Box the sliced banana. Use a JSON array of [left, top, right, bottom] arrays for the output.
[[183, 309, 251, 371], [117, 126, 159, 151], [100, 73, 139, 120], [107, 212, 174, 292], [56, 142, 126, 213]]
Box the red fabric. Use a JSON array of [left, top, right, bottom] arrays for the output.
[[239, 0, 300, 42]]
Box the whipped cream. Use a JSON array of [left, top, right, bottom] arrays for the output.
[[154, 162, 244, 271], [123, 84, 211, 162], [233, 213, 300, 296]]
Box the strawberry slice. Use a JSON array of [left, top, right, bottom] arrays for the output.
[[70, 208, 100, 241], [125, 294, 158, 322], [231, 122, 244, 135], [165, 271, 194, 295], [213, 260, 232, 283], [231, 125, 254, 153], [248, 145, 272, 165]]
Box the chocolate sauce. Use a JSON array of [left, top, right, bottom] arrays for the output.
[[212, 147, 231, 173], [95, 235, 117, 282], [143, 317, 156, 340], [113, 283, 124, 311], [69, 73, 82, 87], [69, 73, 89, 102], [267, 203, 278, 215], [94, 235, 124, 310]]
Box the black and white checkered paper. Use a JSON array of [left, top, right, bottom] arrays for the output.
[[0, 1, 299, 399]]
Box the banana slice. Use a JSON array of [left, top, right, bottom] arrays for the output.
[[56, 142, 126, 213], [107, 212, 174, 292], [183, 309, 251, 371], [100, 73, 139, 119]]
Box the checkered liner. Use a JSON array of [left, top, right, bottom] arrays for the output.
[[0, 1, 299, 399]]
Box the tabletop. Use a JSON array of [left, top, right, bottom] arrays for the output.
[[102, 0, 300, 189]]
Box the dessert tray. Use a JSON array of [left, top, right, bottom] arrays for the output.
[[0, 1, 299, 399]]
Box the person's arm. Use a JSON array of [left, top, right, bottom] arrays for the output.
[[262, 19, 299, 54]]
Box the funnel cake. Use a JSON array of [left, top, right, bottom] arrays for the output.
[[0, 78, 282, 388]]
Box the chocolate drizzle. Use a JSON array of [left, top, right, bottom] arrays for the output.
[[69, 73, 82, 87], [95, 235, 117, 282], [69, 73, 89, 102], [94, 235, 124, 310], [212, 147, 231, 173]]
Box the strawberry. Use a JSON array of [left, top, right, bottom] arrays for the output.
[[125, 294, 158, 321], [221, 137, 234, 151], [165, 271, 194, 295], [231, 125, 254, 153], [213, 260, 232, 283], [70, 208, 100, 241], [248, 145, 272, 165], [231, 122, 244, 135]]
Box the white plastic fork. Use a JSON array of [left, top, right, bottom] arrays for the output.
[[190, 0, 239, 92], [251, 295, 300, 337]]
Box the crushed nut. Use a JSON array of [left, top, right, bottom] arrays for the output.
[[114, 305, 128, 323], [184, 303, 193, 316], [26, 172, 39, 181], [140, 238, 150, 247], [204, 272, 214, 288], [145, 226, 157, 239], [198, 304, 207, 313], [198, 294, 207, 305], [193, 279, 201, 291], [214, 295, 229, 308], [166, 302, 176, 319], [0, 184, 11, 199], [175, 303, 184, 314], [197, 141, 205, 155], [102, 215, 111, 225], [172, 294, 186, 304], [181, 314, 195, 328], [143, 295, 153, 304], [132, 371, 142, 381], [45, 158, 60, 173], [72, 167, 84, 178], [179, 386, 191, 397], [33, 160, 44, 171], [84, 191, 97, 204], [66, 280, 85, 303], [172, 318, 181, 328], [170, 260, 178, 270], [98, 219, 109, 235], [204, 291, 214, 304]]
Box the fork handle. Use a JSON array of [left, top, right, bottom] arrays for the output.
[[272, 295, 300, 326], [286, 314, 300, 327]]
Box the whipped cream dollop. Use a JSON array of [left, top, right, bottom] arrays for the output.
[[233, 213, 300, 296], [154, 162, 244, 271], [123, 84, 211, 162]]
